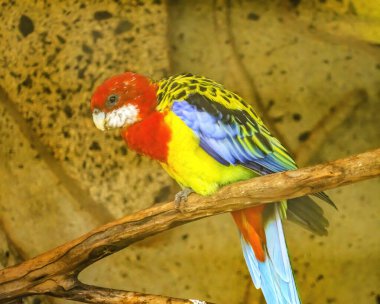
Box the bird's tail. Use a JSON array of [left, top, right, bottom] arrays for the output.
[[232, 204, 300, 304]]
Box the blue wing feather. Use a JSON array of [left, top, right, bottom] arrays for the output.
[[172, 99, 296, 174]]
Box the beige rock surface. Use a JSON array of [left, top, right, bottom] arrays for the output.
[[1, 1, 379, 304]]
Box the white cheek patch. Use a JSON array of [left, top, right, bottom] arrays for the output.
[[105, 104, 139, 129]]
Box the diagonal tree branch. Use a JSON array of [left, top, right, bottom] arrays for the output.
[[0, 148, 379, 304]]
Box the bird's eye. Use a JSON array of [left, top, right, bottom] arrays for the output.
[[106, 94, 119, 108]]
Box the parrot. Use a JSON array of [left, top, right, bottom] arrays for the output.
[[90, 72, 335, 304]]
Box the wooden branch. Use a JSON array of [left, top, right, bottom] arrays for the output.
[[53, 283, 206, 304], [0, 148, 379, 304]]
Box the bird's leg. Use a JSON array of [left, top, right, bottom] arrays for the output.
[[174, 187, 194, 210]]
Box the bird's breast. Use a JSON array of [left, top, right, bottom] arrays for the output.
[[121, 111, 171, 163], [162, 111, 254, 195]]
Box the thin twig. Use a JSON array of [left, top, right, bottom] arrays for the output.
[[0, 148, 379, 304]]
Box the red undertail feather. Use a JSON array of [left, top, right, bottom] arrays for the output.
[[122, 111, 171, 163], [232, 205, 266, 262]]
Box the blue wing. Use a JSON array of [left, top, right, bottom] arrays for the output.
[[171, 93, 297, 175]]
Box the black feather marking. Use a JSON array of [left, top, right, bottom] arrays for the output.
[[176, 90, 187, 100], [242, 162, 273, 175], [245, 136, 265, 157], [222, 95, 231, 103], [209, 89, 217, 97], [287, 196, 330, 236], [255, 132, 273, 152], [186, 93, 260, 131], [161, 81, 169, 91], [170, 82, 179, 91], [187, 94, 218, 116], [287, 211, 327, 236], [313, 192, 337, 209]]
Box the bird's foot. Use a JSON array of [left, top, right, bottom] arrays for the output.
[[174, 187, 194, 211]]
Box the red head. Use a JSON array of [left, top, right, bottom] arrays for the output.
[[90, 72, 157, 131]]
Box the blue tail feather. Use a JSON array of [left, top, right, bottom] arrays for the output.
[[240, 204, 300, 304]]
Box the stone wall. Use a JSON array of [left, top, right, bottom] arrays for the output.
[[1, 1, 379, 303]]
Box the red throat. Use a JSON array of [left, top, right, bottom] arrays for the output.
[[121, 111, 171, 163]]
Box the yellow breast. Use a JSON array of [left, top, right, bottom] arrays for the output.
[[161, 112, 255, 195]]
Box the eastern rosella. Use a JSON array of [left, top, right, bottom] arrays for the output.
[[90, 72, 335, 304]]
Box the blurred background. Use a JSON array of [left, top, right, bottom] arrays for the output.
[[0, 0, 379, 303]]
